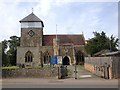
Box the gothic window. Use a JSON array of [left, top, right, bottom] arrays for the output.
[[44, 51, 50, 64], [75, 51, 84, 65], [25, 51, 33, 62]]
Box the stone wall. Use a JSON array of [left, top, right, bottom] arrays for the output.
[[2, 67, 58, 78], [17, 46, 40, 66]]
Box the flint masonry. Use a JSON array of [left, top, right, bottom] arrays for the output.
[[17, 12, 86, 66]]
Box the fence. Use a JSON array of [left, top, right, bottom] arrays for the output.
[[85, 56, 120, 79]]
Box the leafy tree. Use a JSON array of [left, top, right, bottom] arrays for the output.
[[109, 35, 119, 51], [85, 31, 119, 56], [7, 36, 20, 66], [2, 40, 9, 66], [0, 43, 1, 65]]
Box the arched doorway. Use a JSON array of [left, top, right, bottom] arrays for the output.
[[25, 51, 33, 63], [62, 56, 70, 65], [75, 51, 84, 65]]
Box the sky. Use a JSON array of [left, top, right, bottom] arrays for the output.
[[0, 0, 119, 46]]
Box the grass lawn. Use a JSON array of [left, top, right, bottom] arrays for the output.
[[1, 65, 55, 69], [1, 66, 19, 69], [1, 65, 84, 69]]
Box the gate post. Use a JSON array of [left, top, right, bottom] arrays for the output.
[[58, 65, 61, 79], [74, 64, 77, 79]]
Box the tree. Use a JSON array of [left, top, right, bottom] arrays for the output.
[[0, 43, 1, 65], [2, 40, 9, 66], [109, 35, 119, 51], [7, 36, 20, 66], [85, 31, 119, 56]]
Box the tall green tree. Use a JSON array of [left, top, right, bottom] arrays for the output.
[[85, 31, 119, 56], [7, 36, 20, 66], [0, 43, 2, 66], [109, 35, 119, 51], [2, 40, 9, 66]]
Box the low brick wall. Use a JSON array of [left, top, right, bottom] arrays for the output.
[[2, 68, 58, 78], [84, 63, 94, 73]]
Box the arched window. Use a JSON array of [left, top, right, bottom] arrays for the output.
[[25, 51, 33, 62], [43, 51, 50, 64], [75, 51, 84, 65]]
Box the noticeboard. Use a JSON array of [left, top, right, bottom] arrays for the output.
[[57, 56, 63, 64], [50, 56, 58, 64]]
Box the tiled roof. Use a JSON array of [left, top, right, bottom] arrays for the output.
[[101, 50, 120, 56], [20, 13, 42, 22], [20, 13, 44, 27], [43, 34, 85, 46], [94, 49, 110, 56]]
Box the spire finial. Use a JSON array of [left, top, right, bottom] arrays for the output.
[[82, 31, 84, 35], [32, 8, 34, 13]]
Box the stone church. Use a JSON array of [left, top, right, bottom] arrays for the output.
[[17, 12, 86, 66]]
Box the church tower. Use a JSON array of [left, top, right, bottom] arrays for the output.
[[20, 12, 44, 47], [17, 12, 44, 66]]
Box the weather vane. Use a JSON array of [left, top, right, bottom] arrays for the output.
[[32, 8, 34, 13]]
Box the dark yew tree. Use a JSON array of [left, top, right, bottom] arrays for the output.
[[85, 31, 119, 56], [2, 40, 9, 66], [109, 35, 119, 51], [7, 36, 20, 66]]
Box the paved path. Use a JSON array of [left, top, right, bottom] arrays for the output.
[[67, 65, 102, 80]]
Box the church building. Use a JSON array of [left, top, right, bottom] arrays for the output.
[[17, 12, 86, 66]]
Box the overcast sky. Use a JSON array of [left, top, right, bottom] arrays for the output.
[[0, 0, 119, 43]]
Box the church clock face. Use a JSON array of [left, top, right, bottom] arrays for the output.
[[28, 30, 35, 37]]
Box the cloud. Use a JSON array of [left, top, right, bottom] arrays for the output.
[[34, 0, 54, 16], [0, 1, 20, 41], [0, 1, 118, 42]]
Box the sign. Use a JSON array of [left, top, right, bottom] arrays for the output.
[[57, 56, 63, 64], [50, 56, 58, 64]]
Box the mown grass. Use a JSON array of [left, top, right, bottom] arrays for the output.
[[1, 65, 84, 69], [1, 66, 19, 69], [25, 65, 52, 69], [1, 65, 55, 69]]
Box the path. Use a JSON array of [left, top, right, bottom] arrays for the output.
[[67, 65, 103, 79]]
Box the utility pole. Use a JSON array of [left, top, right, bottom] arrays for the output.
[[56, 24, 58, 45], [55, 24, 60, 79], [55, 24, 59, 56]]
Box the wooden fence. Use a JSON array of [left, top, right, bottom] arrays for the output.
[[85, 57, 120, 79]]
